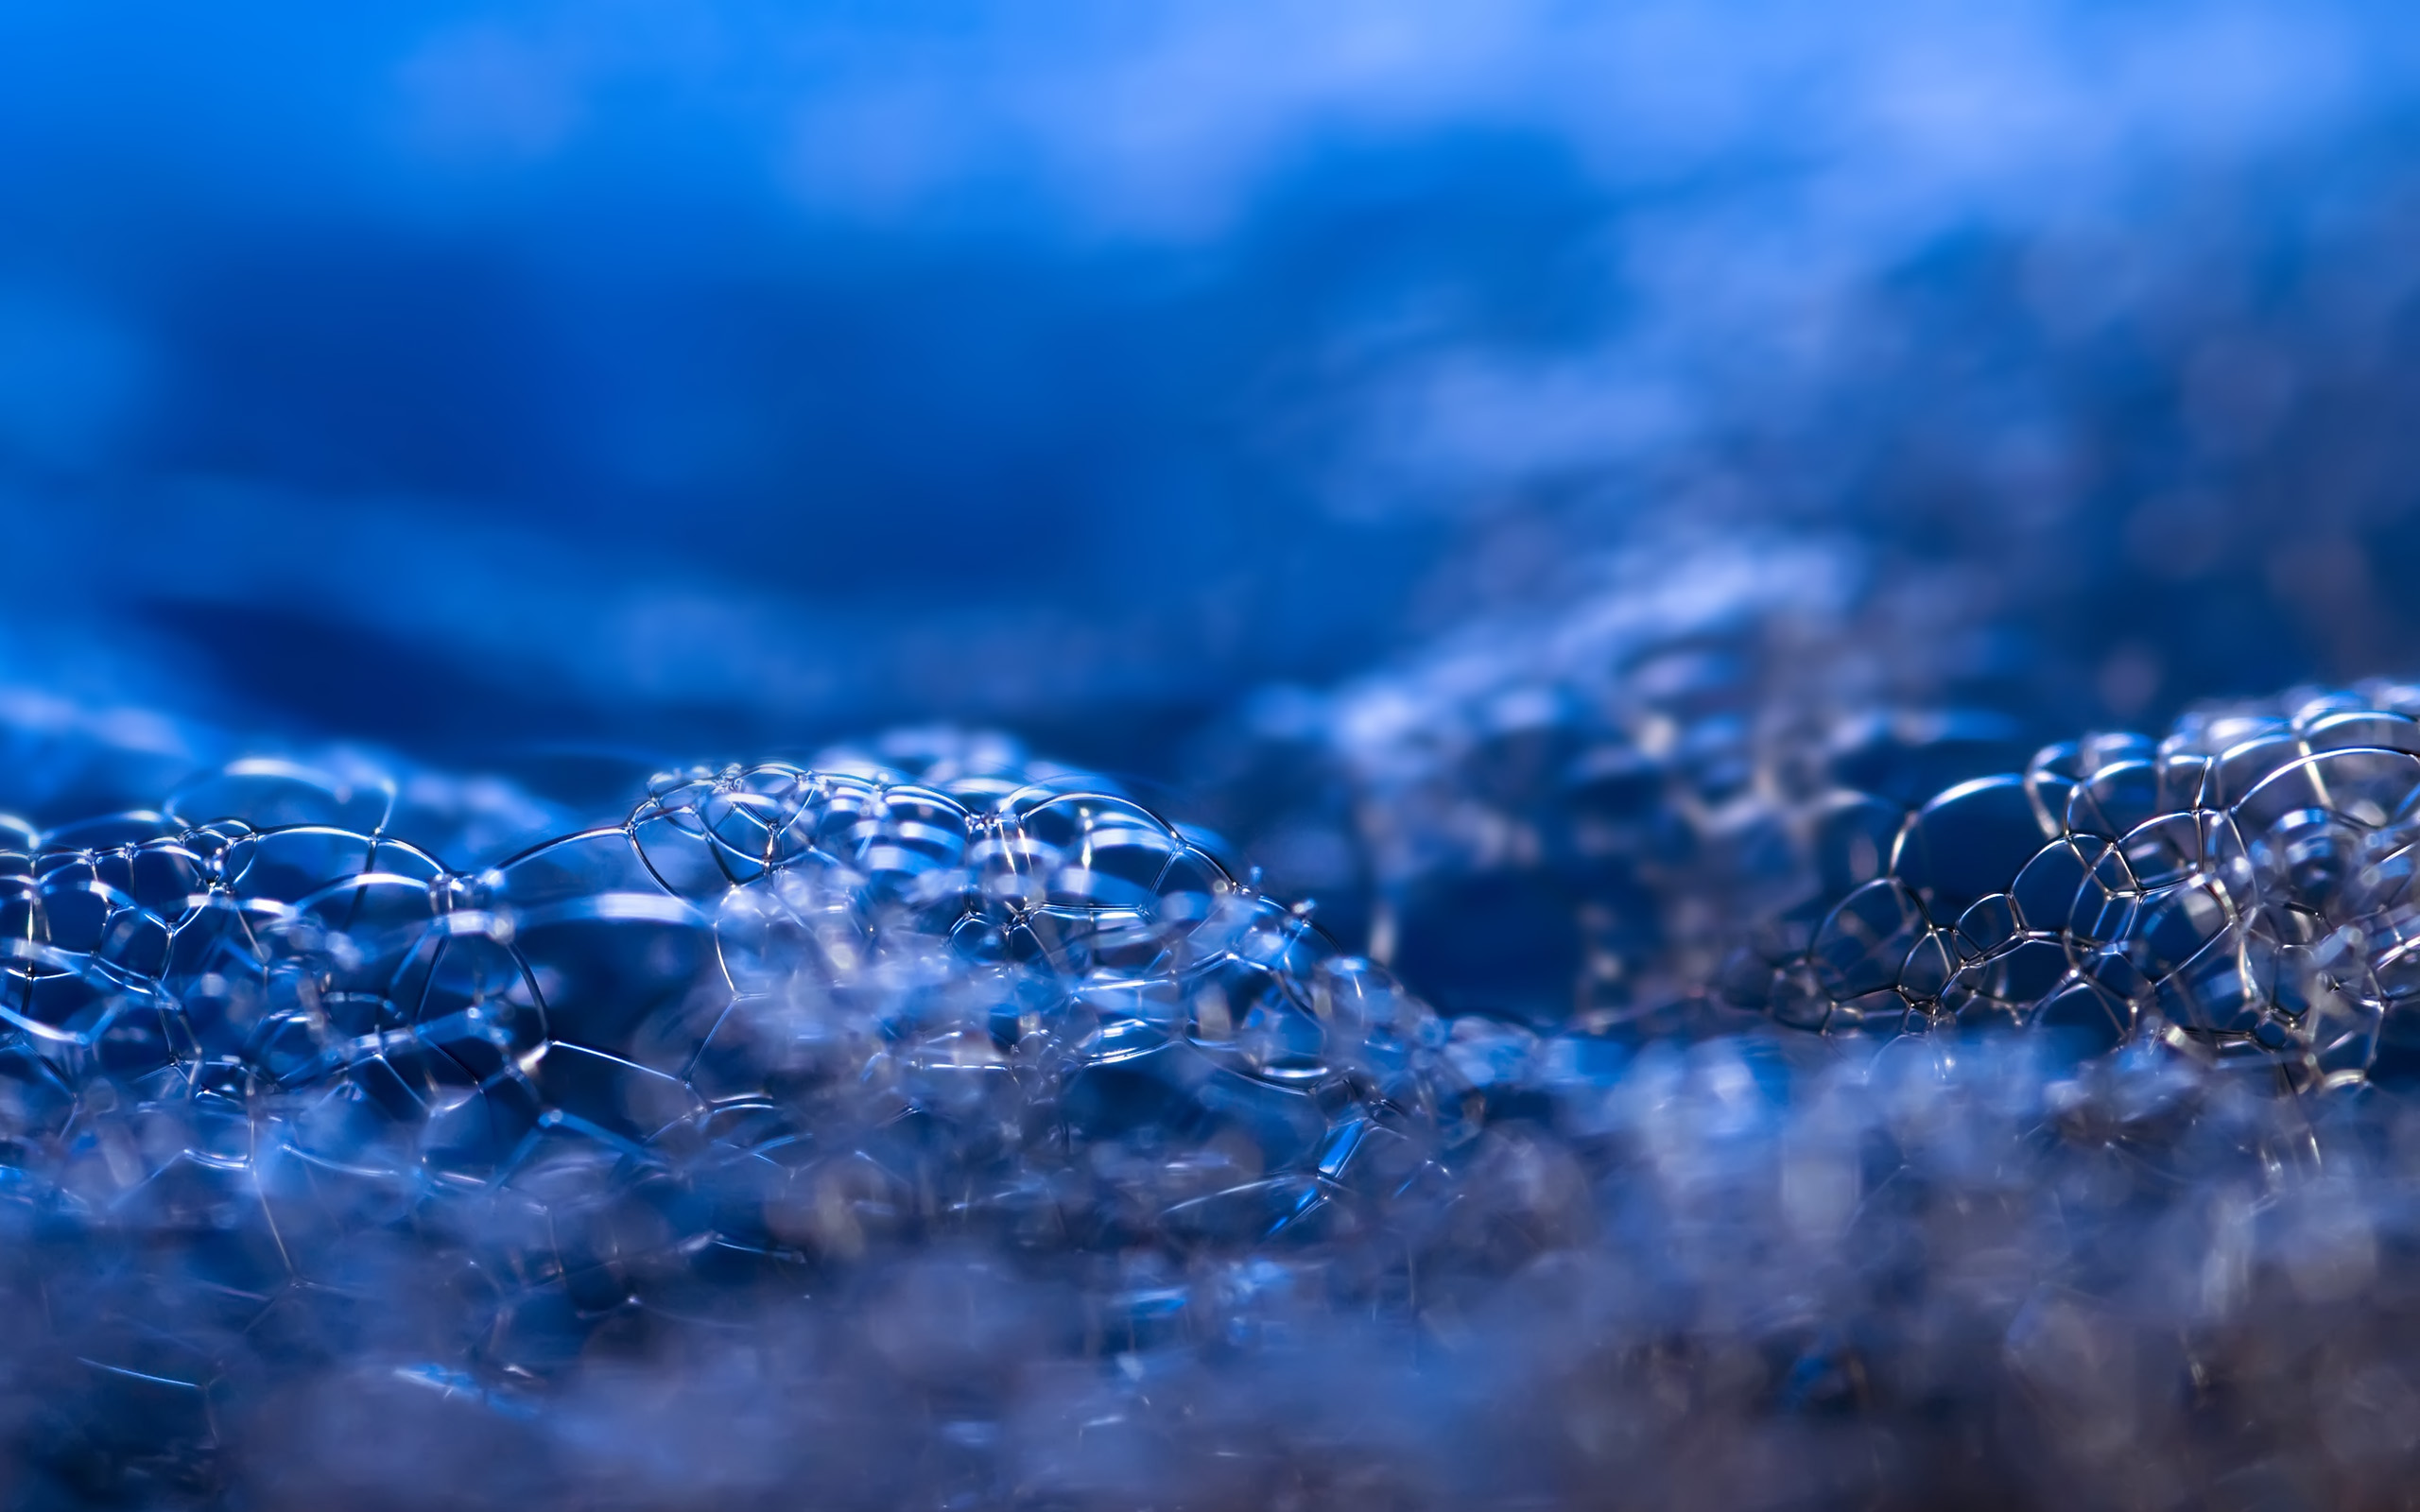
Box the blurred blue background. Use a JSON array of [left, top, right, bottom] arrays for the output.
[[4, 1, 2420, 821]]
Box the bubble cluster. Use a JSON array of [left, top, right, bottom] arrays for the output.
[[1720, 686, 2420, 1087], [0, 747, 1489, 1501], [1254, 567, 2420, 1093], [1226, 540, 2027, 1029]]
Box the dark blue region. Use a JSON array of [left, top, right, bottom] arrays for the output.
[[0, 6, 1606, 775]]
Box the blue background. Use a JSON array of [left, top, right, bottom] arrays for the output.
[[4, 1, 2419, 813]]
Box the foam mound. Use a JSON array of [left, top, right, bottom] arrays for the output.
[[5, 714, 2420, 1507]]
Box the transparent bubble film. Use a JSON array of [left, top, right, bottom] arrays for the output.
[[17, 687, 2420, 1509]]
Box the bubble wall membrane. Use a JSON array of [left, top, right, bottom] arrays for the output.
[[9, 692, 2420, 1508]]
